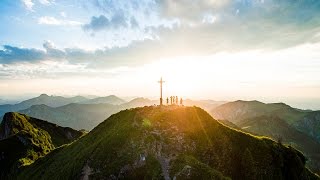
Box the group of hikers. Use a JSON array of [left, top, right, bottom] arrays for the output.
[[166, 96, 183, 105]]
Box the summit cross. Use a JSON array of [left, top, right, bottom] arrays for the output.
[[158, 77, 165, 106]]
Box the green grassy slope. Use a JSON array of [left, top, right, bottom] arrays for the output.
[[237, 115, 320, 175], [18, 106, 319, 180], [0, 112, 84, 178]]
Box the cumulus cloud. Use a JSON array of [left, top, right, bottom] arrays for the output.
[[21, 0, 34, 11], [0, 41, 70, 64], [4, 0, 320, 69], [0, 39, 166, 67], [153, 0, 320, 49], [0, 45, 45, 63], [82, 13, 138, 31], [43, 40, 65, 58], [38, 16, 82, 26]]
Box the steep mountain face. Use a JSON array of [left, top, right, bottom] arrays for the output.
[[17, 106, 319, 180], [0, 94, 89, 117], [0, 112, 84, 178], [81, 95, 126, 105]]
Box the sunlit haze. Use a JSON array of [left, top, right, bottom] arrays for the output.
[[1, 0, 320, 109]]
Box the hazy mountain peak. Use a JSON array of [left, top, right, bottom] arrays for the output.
[[39, 94, 49, 97]]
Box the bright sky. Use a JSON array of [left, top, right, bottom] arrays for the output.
[[1, 0, 320, 109]]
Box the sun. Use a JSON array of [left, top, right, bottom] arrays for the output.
[[138, 57, 204, 98]]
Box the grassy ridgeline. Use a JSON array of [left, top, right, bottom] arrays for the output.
[[17, 106, 319, 180]]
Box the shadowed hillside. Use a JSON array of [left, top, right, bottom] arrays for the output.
[[0, 112, 84, 178], [17, 106, 319, 180], [211, 100, 320, 174], [211, 100, 320, 143], [237, 115, 320, 174]]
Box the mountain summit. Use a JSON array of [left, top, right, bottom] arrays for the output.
[[17, 106, 318, 179]]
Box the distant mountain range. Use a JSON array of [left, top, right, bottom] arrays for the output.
[[17, 97, 158, 130], [0, 99, 18, 105], [19, 103, 121, 130], [18, 97, 223, 130], [80, 95, 126, 105], [0, 94, 128, 117], [210, 100, 320, 174], [11, 107, 319, 179], [0, 94, 225, 130], [0, 94, 89, 116]]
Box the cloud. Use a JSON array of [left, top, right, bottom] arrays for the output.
[[3, 1, 320, 70], [152, 0, 320, 49], [0, 39, 160, 67], [130, 17, 139, 28], [38, 16, 82, 26], [158, 0, 320, 25], [38, 16, 60, 25], [0, 45, 45, 63], [43, 40, 65, 58], [159, 0, 230, 22], [60, 11, 66, 17], [0, 41, 68, 64], [83, 13, 132, 31], [38, 0, 54, 5], [21, 0, 54, 11], [21, 0, 34, 11]]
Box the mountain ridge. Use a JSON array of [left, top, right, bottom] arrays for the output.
[[211, 100, 320, 174], [16, 106, 319, 179]]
